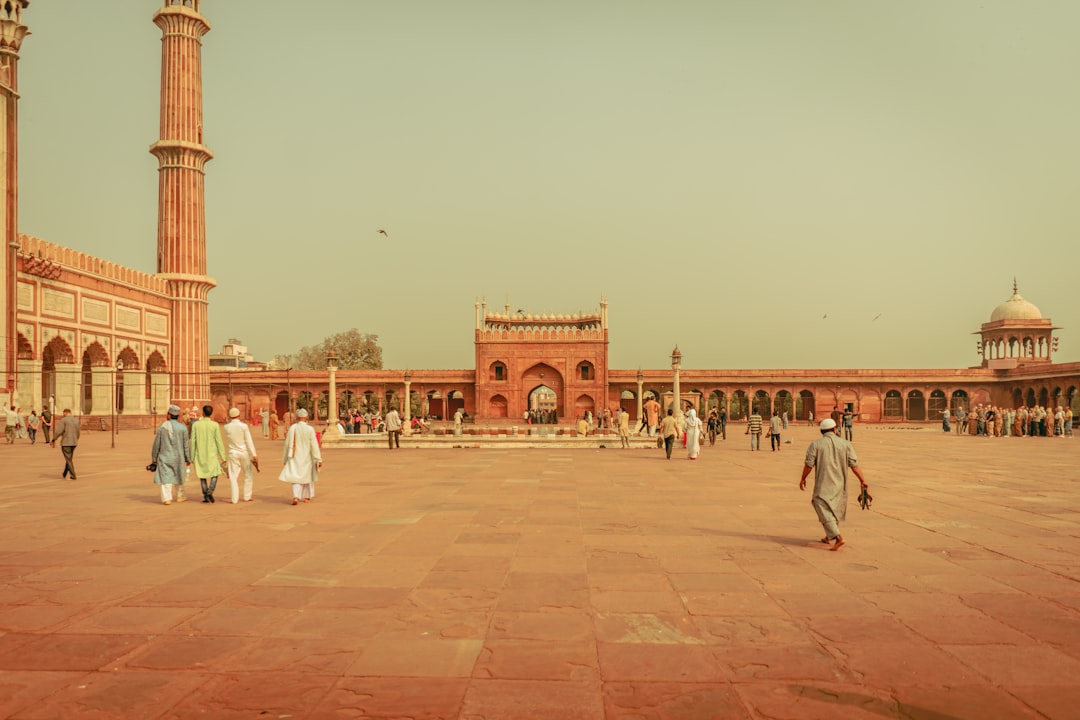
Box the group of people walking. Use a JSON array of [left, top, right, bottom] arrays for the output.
[[150, 404, 322, 506]]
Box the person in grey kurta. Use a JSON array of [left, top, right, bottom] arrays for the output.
[[152, 404, 190, 505], [799, 418, 867, 551]]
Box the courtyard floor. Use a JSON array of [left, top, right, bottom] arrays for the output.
[[1, 423, 1078, 719]]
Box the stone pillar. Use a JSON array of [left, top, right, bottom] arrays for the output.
[[636, 377, 644, 422], [91, 367, 112, 416], [52, 364, 79, 415], [123, 370, 146, 415], [328, 364, 338, 425], [150, 372, 170, 416], [403, 377, 412, 434], [16, 359, 40, 411]]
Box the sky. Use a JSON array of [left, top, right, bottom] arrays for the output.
[[16, 1, 1080, 372]]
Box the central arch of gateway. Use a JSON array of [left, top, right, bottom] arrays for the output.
[[209, 295, 1080, 428]]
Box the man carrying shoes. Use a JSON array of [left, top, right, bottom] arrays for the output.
[[799, 418, 868, 551]]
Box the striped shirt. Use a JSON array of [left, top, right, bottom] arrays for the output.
[[748, 414, 763, 433]]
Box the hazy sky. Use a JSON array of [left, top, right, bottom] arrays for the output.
[[17, 1, 1080, 372]]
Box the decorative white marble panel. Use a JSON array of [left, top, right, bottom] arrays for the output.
[[147, 313, 168, 336], [116, 306, 141, 331], [17, 281, 33, 311], [82, 298, 110, 325], [42, 288, 75, 318]]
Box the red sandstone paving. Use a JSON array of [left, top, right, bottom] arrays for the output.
[[2, 427, 1080, 718]]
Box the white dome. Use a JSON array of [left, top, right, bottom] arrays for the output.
[[990, 291, 1042, 322]]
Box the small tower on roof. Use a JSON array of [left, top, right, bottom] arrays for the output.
[[975, 279, 1059, 368]]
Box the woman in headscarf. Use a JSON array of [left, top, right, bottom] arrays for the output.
[[685, 408, 703, 460]]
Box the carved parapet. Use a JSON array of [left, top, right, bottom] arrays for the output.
[[478, 328, 602, 342], [17, 234, 171, 295]]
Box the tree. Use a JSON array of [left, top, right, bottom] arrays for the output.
[[291, 329, 383, 370]]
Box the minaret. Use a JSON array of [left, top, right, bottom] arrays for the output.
[[151, 0, 214, 408], [0, 1, 28, 407]]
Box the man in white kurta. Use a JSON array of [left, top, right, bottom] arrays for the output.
[[279, 408, 322, 504], [224, 407, 258, 504]]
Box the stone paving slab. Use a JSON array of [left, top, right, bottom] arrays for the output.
[[0, 425, 1078, 718]]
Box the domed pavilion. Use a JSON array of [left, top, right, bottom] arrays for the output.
[[976, 280, 1059, 369]]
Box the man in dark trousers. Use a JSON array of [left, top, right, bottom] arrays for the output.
[[40, 407, 53, 444], [51, 408, 80, 480]]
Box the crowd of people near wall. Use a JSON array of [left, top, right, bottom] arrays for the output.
[[941, 404, 1073, 437]]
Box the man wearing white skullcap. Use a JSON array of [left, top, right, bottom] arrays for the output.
[[278, 408, 322, 504], [224, 407, 258, 503], [151, 404, 190, 505], [798, 418, 867, 551]]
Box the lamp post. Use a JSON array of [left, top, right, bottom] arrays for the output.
[[327, 353, 338, 429], [111, 358, 123, 449], [670, 346, 682, 422]]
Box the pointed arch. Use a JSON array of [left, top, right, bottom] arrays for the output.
[[16, 333, 33, 360], [117, 346, 141, 370]]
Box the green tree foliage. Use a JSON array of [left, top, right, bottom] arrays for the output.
[[288, 329, 383, 371]]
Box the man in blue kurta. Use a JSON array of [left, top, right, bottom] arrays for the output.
[[151, 404, 190, 505], [191, 404, 227, 503]]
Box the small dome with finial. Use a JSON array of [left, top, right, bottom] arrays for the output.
[[990, 279, 1042, 322]]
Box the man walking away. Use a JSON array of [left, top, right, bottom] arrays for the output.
[[51, 408, 80, 479], [747, 409, 763, 451], [279, 408, 322, 504], [152, 405, 190, 505], [617, 408, 631, 448], [385, 406, 402, 449], [225, 407, 258, 503], [191, 404, 227, 503], [40, 407, 52, 444], [659, 409, 679, 459], [769, 410, 783, 451]]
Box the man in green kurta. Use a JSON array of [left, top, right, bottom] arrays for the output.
[[799, 418, 867, 551], [191, 404, 227, 503]]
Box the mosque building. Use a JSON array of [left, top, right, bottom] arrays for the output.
[[2, 2, 1078, 429]]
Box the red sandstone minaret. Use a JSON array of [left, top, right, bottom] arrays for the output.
[[150, 0, 215, 408], [0, 1, 28, 406]]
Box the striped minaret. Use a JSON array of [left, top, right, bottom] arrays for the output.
[[0, 1, 29, 407], [150, 0, 215, 408]]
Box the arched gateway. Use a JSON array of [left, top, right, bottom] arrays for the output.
[[473, 299, 609, 423]]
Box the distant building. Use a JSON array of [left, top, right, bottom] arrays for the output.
[[208, 293, 1080, 426], [209, 339, 263, 371]]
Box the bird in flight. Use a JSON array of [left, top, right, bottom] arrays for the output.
[[822, 314, 828, 320], [872, 313, 882, 321], [377, 229, 388, 237]]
